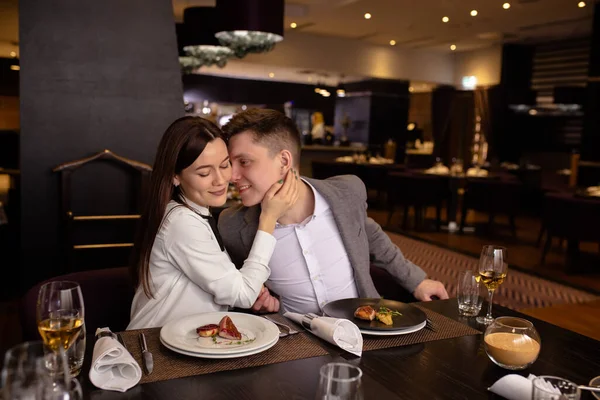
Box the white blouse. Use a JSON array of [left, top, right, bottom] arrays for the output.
[[127, 198, 275, 329]]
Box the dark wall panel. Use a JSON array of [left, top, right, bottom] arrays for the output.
[[19, 0, 184, 285]]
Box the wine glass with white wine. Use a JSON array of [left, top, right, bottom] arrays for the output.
[[37, 281, 85, 377], [476, 246, 508, 325]]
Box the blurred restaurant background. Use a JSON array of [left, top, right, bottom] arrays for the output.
[[0, 0, 599, 350]]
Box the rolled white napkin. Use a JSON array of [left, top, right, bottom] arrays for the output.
[[284, 312, 363, 357], [89, 330, 142, 392], [488, 374, 536, 400], [489, 374, 562, 400]]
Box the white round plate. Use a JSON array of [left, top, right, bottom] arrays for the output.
[[160, 312, 280, 355], [359, 320, 426, 336], [160, 335, 279, 359]]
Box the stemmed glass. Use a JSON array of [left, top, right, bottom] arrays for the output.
[[476, 246, 508, 325], [1, 341, 82, 399], [36, 281, 85, 377]]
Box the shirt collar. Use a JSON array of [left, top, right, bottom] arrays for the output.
[[275, 178, 329, 228], [304, 178, 329, 218], [180, 195, 211, 217]]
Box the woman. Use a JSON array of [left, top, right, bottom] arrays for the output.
[[128, 116, 298, 329]]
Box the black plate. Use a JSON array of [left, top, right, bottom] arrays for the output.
[[322, 298, 427, 331]]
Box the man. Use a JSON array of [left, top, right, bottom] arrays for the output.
[[218, 109, 448, 314]]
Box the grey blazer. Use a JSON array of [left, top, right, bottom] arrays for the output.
[[217, 175, 427, 298]]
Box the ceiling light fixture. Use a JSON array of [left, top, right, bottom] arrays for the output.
[[442, 16, 449, 23], [215, 0, 284, 59], [470, 10, 478, 16], [268, 72, 275, 78], [389, 39, 396, 46], [364, 13, 372, 19], [9, 51, 16, 57], [503, 3, 511, 9], [178, 8, 233, 70], [450, 44, 457, 51], [578, 1, 586, 7], [409, 87, 414, 93], [290, 22, 297, 28]]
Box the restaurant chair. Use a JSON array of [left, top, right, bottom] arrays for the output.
[[540, 192, 600, 266], [19, 267, 134, 341], [370, 266, 417, 303], [460, 178, 521, 236], [386, 172, 447, 231], [53, 150, 152, 273]]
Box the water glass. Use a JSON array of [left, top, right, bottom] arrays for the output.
[[456, 270, 483, 317], [532, 376, 580, 400], [1, 341, 82, 399], [315, 363, 363, 400]]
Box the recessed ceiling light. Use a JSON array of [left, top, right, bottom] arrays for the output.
[[470, 9, 478, 16], [503, 3, 511, 9], [268, 72, 275, 78], [442, 16, 449, 23], [10, 65, 20, 71], [308, 77, 313, 82], [389, 39, 396, 46], [450, 44, 457, 51], [290, 22, 297, 28], [9, 51, 16, 57], [578, 1, 586, 7], [409, 87, 414, 93], [364, 12, 372, 19]]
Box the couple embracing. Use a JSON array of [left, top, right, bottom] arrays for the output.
[[127, 109, 447, 330]]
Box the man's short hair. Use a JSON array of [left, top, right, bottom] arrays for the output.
[[222, 109, 301, 166]]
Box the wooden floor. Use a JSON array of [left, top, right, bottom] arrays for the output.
[[368, 203, 600, 342]]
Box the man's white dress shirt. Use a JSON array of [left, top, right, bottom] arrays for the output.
[[268, 181, 358, 314], [128, 198, 275, 329]]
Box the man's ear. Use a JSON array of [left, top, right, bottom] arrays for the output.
[[279, 150, 293, 175]]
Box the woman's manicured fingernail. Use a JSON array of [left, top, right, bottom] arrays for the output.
[[278, 179, 283, 184]]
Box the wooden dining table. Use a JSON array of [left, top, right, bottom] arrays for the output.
[[80, 300, 600, 399]]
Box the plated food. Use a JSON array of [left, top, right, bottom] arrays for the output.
[[354, 305, 402, 326], [197, 315, 242, 340], [323, 298, 427, 333], [160, 312, 280, 358]]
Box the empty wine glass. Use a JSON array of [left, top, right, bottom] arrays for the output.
[[1, 341, 82, 400], [36, 281, 85, 377], [315, 362, 363, 400], [476, 246, 508, 325]]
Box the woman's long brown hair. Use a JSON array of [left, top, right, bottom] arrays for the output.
[[132, 116, 224, 298]]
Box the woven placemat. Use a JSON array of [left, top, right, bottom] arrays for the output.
[[362, 305, 481, 352], [119, 319, 329, 384]]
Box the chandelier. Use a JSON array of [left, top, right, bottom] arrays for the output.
[[183, 45, 232, 69], [215, 0, 284, 59], [215, 30, 283, 59], [177, 7, 233, 71]]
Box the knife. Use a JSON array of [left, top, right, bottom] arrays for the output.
[[139, 333, 154, 375]]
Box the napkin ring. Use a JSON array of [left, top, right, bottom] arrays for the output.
[[301, 314, 316, 330]]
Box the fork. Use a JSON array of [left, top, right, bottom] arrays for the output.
[[425, 318, 436, 332], [263, 316, 299, 337]]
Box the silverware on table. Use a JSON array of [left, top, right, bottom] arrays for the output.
[[425, 318, 436, 332], [139, 333, 154, 375], [262, 316, 299, 337]]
